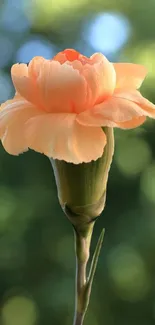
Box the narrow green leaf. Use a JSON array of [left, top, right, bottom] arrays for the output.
[[87, 228, 105, 293]]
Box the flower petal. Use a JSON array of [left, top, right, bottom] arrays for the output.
[[117, 116, 146, 129], [28, 57, 87, 113], [72, 121, 107, 163], [77, 89, 155, 127], [113, 89, 155, 118], [25, 114, 106, 164], [65, 53, 116, 107], [11, 64, 43, 108], [113, 63, 147, 89], [77, 111, 117, 127], [82, 53, 116, 105], [91, 53, 116, 100], [0, 95, 42, 155]]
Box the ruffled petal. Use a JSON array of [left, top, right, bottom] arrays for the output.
[[28, 57, 87, 113], [91, 53, 116, 101], [77, 89, 155, 127], [65, 53, 116, 107], [113, 63, 147, 89], [0, 95, 42, 155], [117, 116, 146, 129], [25, 114, 106, 164], [77, 110, 117, 127], [53, 52, 67, 64], [11, 64, 43, 109], [81, 53, 116, 106], [113, 89, 155, 117], [77, 100, 145, 127], [72, 121, 107, 163]]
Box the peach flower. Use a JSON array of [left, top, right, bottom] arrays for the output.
[[0, 49, 155, 164]]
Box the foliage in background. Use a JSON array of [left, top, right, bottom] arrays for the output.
[[0, 0, 155, 324]]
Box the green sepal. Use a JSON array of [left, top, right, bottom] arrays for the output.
[[50, 127, 114, 228]]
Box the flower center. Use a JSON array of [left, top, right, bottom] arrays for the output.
[[53, 49, 91, 65], [63, 49, 80, 61]]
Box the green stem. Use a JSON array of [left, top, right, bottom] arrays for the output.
[[73, 224, 105, 325], [73, 226, 93, 325], [73, 254, 86, 325], [73, 311, 84, 325]]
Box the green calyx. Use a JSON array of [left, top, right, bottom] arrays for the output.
[[50, 127, 114, 230]]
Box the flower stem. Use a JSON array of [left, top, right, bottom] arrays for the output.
[[73, 258, 85, 325], [73, 225, 92, 325], [73, 224, 105, 325], [73, 311, 84, 325]]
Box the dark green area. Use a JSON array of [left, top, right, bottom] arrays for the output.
[[0, 0, 155, 324]]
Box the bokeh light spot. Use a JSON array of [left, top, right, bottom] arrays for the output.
[[140, 163, 155, 203], [122, 42, 155, 80], [115, 137, 152, 177], [84, 12, 131, 54], [16, 38, 56, 63], [0, 188, 17, 233], [1, 0, 31, 33], [37, 275, 73, 309], [107, 245, 150, 301], [0, 35, 15, 68], [0, 72, 13, 103], [2, 296, 38, 325]]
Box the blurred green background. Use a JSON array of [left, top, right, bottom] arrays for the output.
[[0, 0, 155, 324]]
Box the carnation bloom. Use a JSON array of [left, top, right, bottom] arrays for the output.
[[0, 49, 155, 164]]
